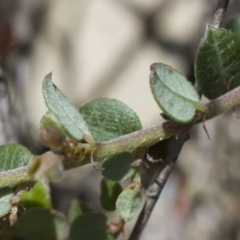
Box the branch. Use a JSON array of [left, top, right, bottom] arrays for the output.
[[0, 84, 240, 189], [213, 0, 230, 28], [128, 2, 234, 232], [129, 135, 188, 240], [95, 84, 240, 159], [0, 166, 30, 188]]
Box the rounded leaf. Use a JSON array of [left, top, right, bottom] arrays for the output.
[[68, 199, 91, 223], [100, 178, 122, 211], [150, 63, 200, 123], [15, 208, 69, 240], [70, 213, 114, 240], [80, 98, 142, 142], [116, 189, 142, 221], [0, 187, 14, 217], [195, 26, 240, 99], [0, 144, 33, 173], [21, 180, 51, 209], [102, 152, 135, 181]]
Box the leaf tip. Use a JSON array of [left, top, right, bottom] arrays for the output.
[[42, 72, 53, 86], [46, 72, 53, 78]]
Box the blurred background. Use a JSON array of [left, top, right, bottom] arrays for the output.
[[0, 0, 240, 239]]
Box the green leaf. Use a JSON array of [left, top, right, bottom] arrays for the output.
[[116, 189, 142, 221], [102, 152, 135, 181], [0, 144, 33, 173], [68, 199, 91, 223], [195, 26, 240, 99], [0, 224, 13, 239], [79, 98, 142, 142], [100, 178, 122, 211], [0, 187, 14, 218], [40, 111, 66, 148], [70, 213, 114, 240], [150, 63, 200, 123], [224, 16, 240, 38], [15, 208, 69, 240], [21, 180, 51, 209], [42, 73, 94, 143]]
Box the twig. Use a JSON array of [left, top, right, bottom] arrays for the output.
[[1, 82, 240, 189], [213, 0, 230, 28], [96, 84, 240, 160], [0, 166, 30, 188], [129, 135, 188, 240], [129, 2, 231, 235]]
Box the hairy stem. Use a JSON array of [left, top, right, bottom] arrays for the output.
[[0, 85, 240, 189], [0, 167, 30, 189], [95, 84, 240, 159]]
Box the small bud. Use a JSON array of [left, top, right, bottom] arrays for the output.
[[40, 112, 65, 148], [29, 152, 64, 183]]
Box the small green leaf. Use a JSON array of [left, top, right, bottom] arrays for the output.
[[102, 152, 135, 181], [40, 111, 66, 148], [195, 26, 240, 99], [42, 73, 94, 143], [68, 199, 91, 223], [116, 189, 142, 221], [70, 213, 114, 240], [15, 208, 69, 240], [100, 178, 122, 211], [21, 180, 51, 209], [0, 187, 14, 218], [0, 144, 33, 173], [224, 16, 240, 38], [150, 63, 200, 123], [80, 98, 142, 142]]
